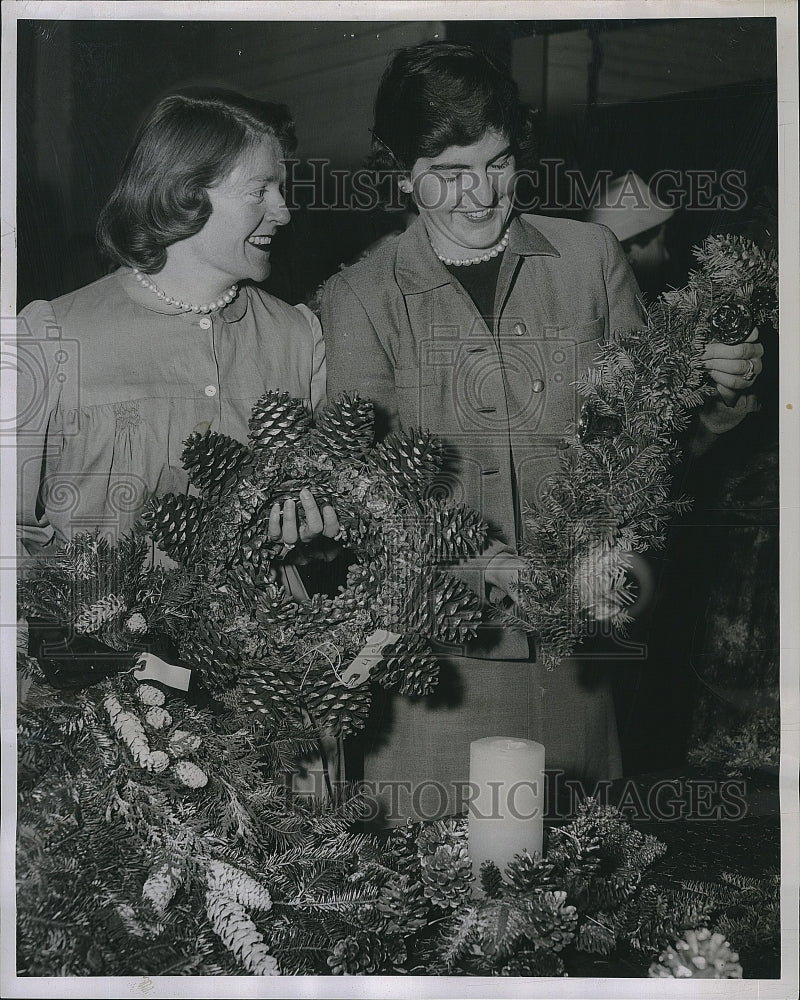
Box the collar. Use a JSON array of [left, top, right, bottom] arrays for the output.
[[116, 267, 250, 323], [395, 213, 561, 294]]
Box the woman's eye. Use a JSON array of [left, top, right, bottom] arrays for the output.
[[490, 157, 512, 171]]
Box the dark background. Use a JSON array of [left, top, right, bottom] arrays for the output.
[[16, 17, 780, 777], [18, 17, 778, 307]]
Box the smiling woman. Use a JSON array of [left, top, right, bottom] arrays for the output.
[[17, 88, 338, 559]]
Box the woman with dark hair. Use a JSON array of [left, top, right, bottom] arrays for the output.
[[17, 88, 338, 556], [322, 42, 763, 821]]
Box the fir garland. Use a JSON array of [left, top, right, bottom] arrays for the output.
[[513, 234, 778, 668]]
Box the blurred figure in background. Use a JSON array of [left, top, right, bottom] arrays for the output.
[[586, 171, 675, 301]]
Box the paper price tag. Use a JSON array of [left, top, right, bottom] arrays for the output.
[[134, 652, 192, 692], [339, 628, 401, 688]]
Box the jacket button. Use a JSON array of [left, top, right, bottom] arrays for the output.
[[532, 379, 545, 393], [204, 384, 218, 397], [199, 316, 212, 330], [513, 322, 527, 336]]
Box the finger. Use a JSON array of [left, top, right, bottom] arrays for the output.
[[705, 364, 761, 392], [281, 499, 299, 545], [321, 505, 340, 538], [298, 488, 323, 541], [702, 340, 763, 361], [703, 357, 763, 378], [268, 502, 282, 542]]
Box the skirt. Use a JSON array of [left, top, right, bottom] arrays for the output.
[[349, 652, 623, 826]]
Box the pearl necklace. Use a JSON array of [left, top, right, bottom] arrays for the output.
[[132, 268, 239, 314], [431, 230, 509, 266]]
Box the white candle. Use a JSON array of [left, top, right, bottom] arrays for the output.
[[468, 736, 545, 882]]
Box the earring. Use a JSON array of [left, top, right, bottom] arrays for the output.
[[398, 177, 413, 194]]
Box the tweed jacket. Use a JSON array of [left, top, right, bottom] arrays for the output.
[[322, 212, 645, 659]]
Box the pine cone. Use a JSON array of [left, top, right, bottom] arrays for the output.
[[432, 573, 483, 644], [233, 504, 281, 579], [140, 492, 212, 565], [422, 501, 487, 561], [182, 429, 255, 499], [136, 683, 166, 707], [179, 623, 242, 695], [304, 677, 372, 739], [649, 929, 742, 979], [206, 860, 272, 910], [174, 760, 209, 789], [248, 390, 312, 454], [233, 666, 299, 722], [368, 429, 443, 493], [315, 393, 375, 460], [327, 933, 383, 975], [144, 706, 172, 730], [418, 821, 473, 909], [206, 890, 279, 975], [142, 861, 182, 918], [371, 641, 439, 697], [74, 594, 126, 633], [375, 873, 430, 934], [125, 612, 148, 635]]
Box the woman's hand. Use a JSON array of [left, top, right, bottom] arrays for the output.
[[485, 551, 526, 608], [268, 487, 340, 557], [702, 327, 763, 407]]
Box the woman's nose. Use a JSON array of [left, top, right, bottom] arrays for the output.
[[267, 190, 291, 226], [463, 170, 497, 208]]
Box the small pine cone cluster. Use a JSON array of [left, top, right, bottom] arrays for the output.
[[206, 860, 272, 911], [74, 593, 126, 634], [174, 760, 209, 789], [144, 706, 172, 730], [649, 929, 742, 979], [326, 933, 383, 975], [206, 891, 279, 976], [168, 729, 203, 757], [104, 693, 169, 773]]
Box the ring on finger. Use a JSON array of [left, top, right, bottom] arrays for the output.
[[279, 542, 296, 558], [743, 359, 756, 381]]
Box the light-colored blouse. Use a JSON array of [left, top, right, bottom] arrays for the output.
[[17, 268, 325, 552]]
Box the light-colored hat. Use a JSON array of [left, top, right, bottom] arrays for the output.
[[585, 171, 675, 243]]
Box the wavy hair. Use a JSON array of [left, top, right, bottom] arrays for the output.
[[97, 88, 297, 272], [366, 42, 537, 205]]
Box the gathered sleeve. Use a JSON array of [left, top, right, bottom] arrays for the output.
[[15, 300, 75, 556]]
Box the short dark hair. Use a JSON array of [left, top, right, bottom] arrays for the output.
[[97, 87, 297, 272], [367, 42, 536, 198]]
